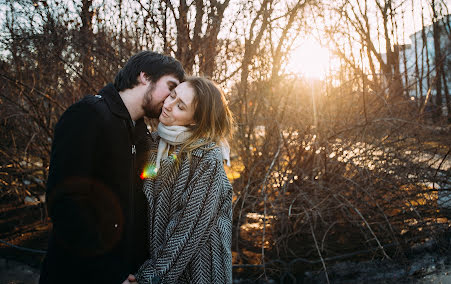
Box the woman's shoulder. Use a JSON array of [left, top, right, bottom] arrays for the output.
[[192, 141, 224, 165]]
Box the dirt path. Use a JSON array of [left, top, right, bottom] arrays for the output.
[[0, 258, 40, 284]]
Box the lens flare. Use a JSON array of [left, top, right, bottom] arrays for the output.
[[141, 163, 158, 179]]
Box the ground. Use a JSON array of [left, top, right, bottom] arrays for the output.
[[0, 258, 40, 284]]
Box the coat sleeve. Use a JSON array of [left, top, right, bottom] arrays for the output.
[[46, 100, 106, 256], [135, 153, 224, 283]]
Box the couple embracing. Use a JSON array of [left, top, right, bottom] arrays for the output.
[[39, 51, 233, 284]]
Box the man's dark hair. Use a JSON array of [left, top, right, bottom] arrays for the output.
[[114, 51, 185, 91]]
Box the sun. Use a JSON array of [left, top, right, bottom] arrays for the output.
[[286, 40, 331, 79]]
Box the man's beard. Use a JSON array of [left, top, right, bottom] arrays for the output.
[[142, 83, 161, 118]]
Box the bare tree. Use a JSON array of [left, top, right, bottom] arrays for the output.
[[136, 0, 231, 77]]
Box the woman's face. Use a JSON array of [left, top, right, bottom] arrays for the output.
[[159, 82, 196, 126]]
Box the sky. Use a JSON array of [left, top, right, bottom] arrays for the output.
[[284, 0, 446, 78]]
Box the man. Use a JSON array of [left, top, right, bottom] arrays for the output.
[[39, 51, 184, 283]]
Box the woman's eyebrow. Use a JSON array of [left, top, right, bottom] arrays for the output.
[[173, 89, 188, 107], [178, 97, 188, 107]]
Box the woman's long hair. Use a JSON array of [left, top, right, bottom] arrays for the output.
[[179, 76, 234, 157]]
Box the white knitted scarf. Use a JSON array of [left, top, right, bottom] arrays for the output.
[[156, 123, 231, 169], [156, 123, 192, 169]]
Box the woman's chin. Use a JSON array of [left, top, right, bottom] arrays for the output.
[[158, 116, 167, 125], [159, 119, 172, 126]]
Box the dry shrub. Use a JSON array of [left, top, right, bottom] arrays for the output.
[[230, 75, 451, 278]]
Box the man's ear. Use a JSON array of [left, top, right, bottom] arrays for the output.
[[138, 72, 150, 85]]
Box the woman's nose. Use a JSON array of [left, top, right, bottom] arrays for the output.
[[163, 100, 173, 110]]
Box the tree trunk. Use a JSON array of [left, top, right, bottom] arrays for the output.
[[431, 0, 443, 121], [80, 0, 94, 95], [411, 0, 420, 107], [198, 0, 230, 77]]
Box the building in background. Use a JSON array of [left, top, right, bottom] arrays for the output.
[[400, 14, 450, 116]]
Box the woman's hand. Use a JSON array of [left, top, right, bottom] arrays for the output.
[[121, 274, 138, 284]]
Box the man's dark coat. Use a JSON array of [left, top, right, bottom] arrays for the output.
[[39, 84, 149, 283]]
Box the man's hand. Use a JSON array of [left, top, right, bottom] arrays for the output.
[[121, 274, 137, 284]]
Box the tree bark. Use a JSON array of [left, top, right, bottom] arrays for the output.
[[431, 0, 443, 120], [80, 0, 94, 95]]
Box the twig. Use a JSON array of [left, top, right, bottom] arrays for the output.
[[260, 126, 282, 280], [305, 208, 330, 284], [336, 193, 391, 259]]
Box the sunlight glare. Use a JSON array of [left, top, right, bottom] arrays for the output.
[[286, 41, 330, 79]]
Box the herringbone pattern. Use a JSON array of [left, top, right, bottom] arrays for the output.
[[136, 133, 232, 284]]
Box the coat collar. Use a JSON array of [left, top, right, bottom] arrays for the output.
[[99, 83, 149, 142], [98, 83, 131, 120]]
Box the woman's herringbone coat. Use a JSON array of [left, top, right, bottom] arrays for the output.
[[135, 132, 233, 284]]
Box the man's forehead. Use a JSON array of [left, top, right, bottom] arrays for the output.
[[161, 75, 180, 85]]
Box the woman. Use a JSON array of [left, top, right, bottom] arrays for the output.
[[135, 77, 234, 283]]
